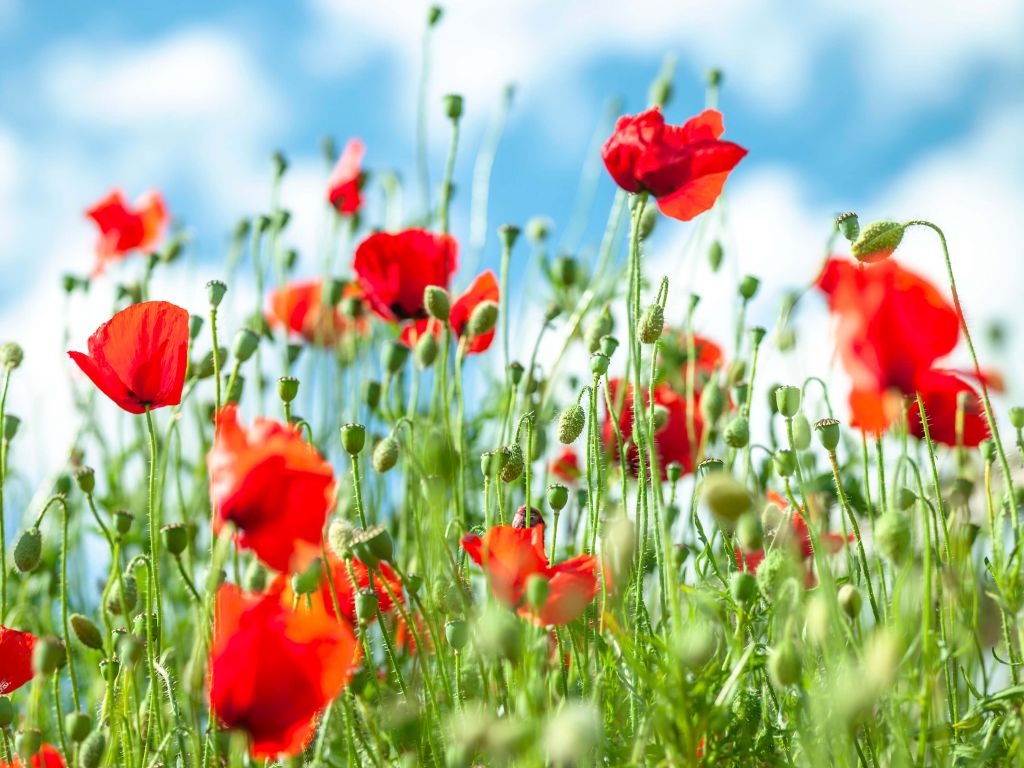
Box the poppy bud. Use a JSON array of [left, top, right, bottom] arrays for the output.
[[526, 217, 550, 243], [232, 328, 259, 363], [553, 255, 579, 287], [373, 436, 400, 473], [768, 640, 802, 687], [14, 527, 42, 572], [0, 698, 11, 729], [363, 380, 382, 410], [838, 584, 862, 619], [500, 444, 524, 483], [892, 487, 915, 511], [0, 341, 24, 369], [33, 635, 66, 675], [107, 575, 138, 616], [727, 360, 747, 387], [278, 376, 299, 404], [733, 383, 749, 409], [638, 202, 659, 241], [424, 285, 451, 322], [756, 548, 800, 600], [427, 4, 443, 25], [675, 623, 716, 670], [291, 557, 323, 595], [325, 519, 354, 562], [467, 301, 499, 339], [206, 280, 227, 308], [724, 416, 750, 448], [79, 731, 107, 768], [773, 449, 796, 478], [666, 461, 683, 483], [55, 474, 72, 496], [547, 484, 569, 511], [525, 573, 550, 611], [162, 523, 188, 556], [815, 418, 841, 452], [558, 404, 586, 444], [16, 729, 42, 761], [499, 223, 521, 251], [480, 449, 507, 478], [702, 474, 752, 525], [445, 618, 469, 650], [99, 658, 119, 683], [738, 275, 760, 301], [590, 352, 610, 376], [775, 385, 801, 418], [600, 335, 619, 358], [443, 93, 464, 121], [513, 505, 544, 529], [3, 414, 19, 441], [382, 339, 410, 373], [737, 512, 763, 551], [74, 465, 96, 494], [243, 559, 269, 593], [638, 304, 664, 344], [851, 220, 905, 263], [708, 240, 724, 272], [505, 362, 524, 388], [355, 587, 379, 622], [414, 331, 439, 369], [1010, 406, 1024, 429], [730, 571, 757, 604], [875, 511, 911, 562], [648, 78, 672, 109], [71, 613, 103, 650], [700, 381, 726, 424], [115, 509, 134, 536], [341, 423, 366, 455], [791, 414, 812, 450], [66, 711, 92, 743], [836, 212, 860, 242]]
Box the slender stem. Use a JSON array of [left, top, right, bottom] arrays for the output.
[[0, 367, 9, 620], [145, 407, 164, 646], [827, 451, 881, 623]]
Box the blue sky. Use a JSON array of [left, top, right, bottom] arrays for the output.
[[2, 0, 1024, 473]]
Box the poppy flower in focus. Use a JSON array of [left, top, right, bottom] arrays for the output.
[[0, 744, 66, 768], [208, 405, 335, 574], [267, 279, 365, 346], [86, 189, 168, 275], [210, 581, 360, 758], [604, 379, 702, 477], [327, 139, 365, 215], [907, 369, 989, 447], [549, 446, 581, 484], [601, 108, 747, 221], [68, 301, 189, 415], [461, 525, 599, 626], [353, 229, 458, 322], [399, 270, 500, 354], [0, 624, 36, 695], [315, 551, 404, 625]]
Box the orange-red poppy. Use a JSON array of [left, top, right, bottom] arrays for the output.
[[327, 139, 365, 215], [267, 279, 365, 346], [907, 369, 989, 447], [399, 270, 499, 354], [86, 189, 168, 275], [0, 744, 65, 768], [316, 551, 403, 625], [0, 624, 36, 695], [604, 380, 703, 477]]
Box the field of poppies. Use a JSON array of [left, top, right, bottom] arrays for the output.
[[2, 10, 1024, 768]]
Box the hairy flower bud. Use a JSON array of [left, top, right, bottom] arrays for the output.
[[708, 240, 724, 272], [557, 404, 586, 444], [424, 285, 451, 322], [382, 340, 410, 374], [0, 341, 24, 369], [791, 414, 812, 450], [372, 436, 400, 473], [702, 474, 752, 525], [723, 416, 750, 448], [33, 635, 67, 676], [414, 331, 439, 369], [467, 300, 499, 338], [851, 221, 905, 263], [70, 613, 104, 650], [638, 303, 664, 344], [730, 571, 757, 604], [79, 731, 107, 768], [14, 527, 42, 572], [500, 444, 524, 483], [232, 328, 259, 363], [768, 640, 802, 687]]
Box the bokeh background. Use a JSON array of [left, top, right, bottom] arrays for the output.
[[2, 0, 1023, 480]]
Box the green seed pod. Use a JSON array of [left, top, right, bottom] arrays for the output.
[[14, 527, 42, 572], [372, 436, 400, 473], [729, 571, 757, 604], [74, 465, 96, 494], [638, 303, 664, 344], [3, 414, 20, 441], [16, 729, 42, 762], [355, 588, 379, 622], [775, 385, 801, 418], [723, 416, 750, 448], [500, 444, 524, 483], [749, 326, 766, 347], [443, 93, 464, 121], [0, 697, 12, 729], [467, 301, 499, 338], [702, 474, 752, 525], [162, 523, 189, 557], [700, 380, 726, 424], [414, 331, 439, 369], [525, 573, 550, 611], [117, 634, 144, 667], [114, 509, 134, 536], [423, 285, 451, 322], [55, 474, 72, 496], [737, 512, 763, 551], [651, 404, 669, 431], [768, 640, 802, 687], [600, 335, 619, 358], [546, 484, 569, 511], [738, 275, 760, 301], [814, 418, 841, 452], [243, 558, 269, 593], [875, 511, 912, 562], [666, 462, 683, 483], [979, 438, 996, 464], [708, 240, 724, 272], [70, 613, 104, 650], [851, 221, 905, 263], [894, 487, 916, 511], [755, 548, 800, 600], [291, 557, 323, 595], [553, 255, 579, 287], [557, 404, 586, 444], [65, 711, 92, 743], [363, 380, 382, 410], [79, 730, 107, 768], [773, 449, 796, 478], [1010, 406, 1024, 429], [278, 376, 299, 403], [480, 449, 507, 479], [791, 414, 812, 450], [106, 575, 138, 616], [0, 341, 24, 369], [360, 524, 394, 563], [590, 352, 610, 376], [340, 423, 366, 456], [188, 314, 205, 340], [33, 635, 66, 676], [206, 280, 227, 308], [232, 328, 259, 363], [445, 618, 469, 650], [838, 584, 862, 619], [508, 362, 525, 386], [836, 211, 860, 243], [382, 340, 410, 374]]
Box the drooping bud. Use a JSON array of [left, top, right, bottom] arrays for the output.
[[372, 436, 400, 473], [467, 301, 499, 338], [414, 331, 439, 369], [382, 340, 410, 374], [708, 240, 724, 272], [424, 285, 451, 322], [768, 640, 802, 687], [557, 404, 586, 444], [232, 328, 259, 363], [638, 303, 664, 344], [723, 416, 750, 448], [13, 527, 42, 572], [836, 212, 860, 242], [206, 280, 227, 308], [838, 584, 862, 619], [33, 635, 67, 675], [851, 221, 905, 263], [340, 423, 366, 456], [70, 613, 104, 650], [737, 512, 763, 551], [162, 523, 189, 556], [427, 4, 443, 25], [500, 444, 524, 483], [791, 414, 812, 450], [700, 380, 726, 424], [363, 381, 382, 410], [79, 731, 107, 768], [291, 557, 323, 595]]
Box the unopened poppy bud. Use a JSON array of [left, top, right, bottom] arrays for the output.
[[373, 436, 400, 473], [638, 205, 658, 241], [66, 711, 92, 743], [508, 361, 525, 386], [815, 418, 841, 451], [525, 573, 550, 611], [480, 449, 507, 478], [639, 303, 664, 344], [71, 613, 103, 650], [501, 444, 524, 483], [648, 78, 672, 108], [737, 512, 763, 551], [768, 640, 802, 687], [74, 465, 95, 494], [355, 587, 379, 622], [838, 584, 862, 619], [14, 527, 42, 572], [600, 335, 619, 358], [340, 423, 366, 455], [3, 414, 19, 441], [892, 487, 915, 511], [414, 331, 439, 369], [512, 505, 543, 529], [427, 4, 443, 25], [590, 352, 610, 376], [875, 511, 912, 562], [278, 376, 299, 403], [1010, 406, 1024, 429], [0, 698, 11, 729], [730, 571, 757, 604], [424, 285, 451, 321], [791, 414, 811, 450], [727, 360, 747, 387], [291, 557, 323, 595], [271, 150, 288, 178], [756, 548, 799, 600], [651, 404, 669, 431], [79, 731, 107, 768], [851, 220, 905, 263], [526, 217, 550, 243], [547, 483, 569, 511], [445, 618, 469, 650], [107, 575, 138, 616], [206, 280, 227, 308], [733, 383, 749, 409], [775, 385, 801, 418], [162, 523, 188, 556], [382, 339, 410, 373], [232, 328, 259, 363], [700, 381, 726, 423], [243, 559, 268, 592], [0, 341, 24, 369], [702, 474, 752, 525], [99, 658, 119, 683], [467, 300, 499, 338], [558, 404, 586, 444], [363, 380, 382, 410], [328, 518, 355, 560], [443, 93, 464, 121], [498, 223, 521, 251], [16, 729, 42, 761], [115, 509, 134, 536], [836, 212, 860, 242], [738, 275, 760, 301], [979, 438, 996, 464], [773, 449, 796, 477], [55, 474, 72, 496], [553, 255, 579, 287], [724, 416, 750, 448], [33, 635, 66, 675], [708, 240, 724, 272], [666, 461, 683, 483]]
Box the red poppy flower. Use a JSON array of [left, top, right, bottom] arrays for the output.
[[67, 301, 189, 415], [0, 624, 36, 695], [601, 108, 747, 221], [399, 270, 499, 354], [315, 551, 403, 625], [907, 369, 989, 447], [210, 581, 360, 758], [353, 229, 458, 322], [267, 279, 365, 346], [549, 446, 581, 485], [604, 380, 703, 477], [461, 525, 598, 626], [86, 189, 168, 275], [0, 744, 65, 768], [327, 139, 365, 215], [208, 405, 335, 574]]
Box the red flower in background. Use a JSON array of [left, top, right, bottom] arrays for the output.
[[907, 369, 989, 447], [210, 581, 360, 758], [327, 139, 365, 215], [0, 624, 36, 695], [267, 279, 365, 346], [399, 270, 500, 354], [315, 551, 404, 625], [549, 447, 581, 485], [604, 380, 703, 477], [68, 301, 189, 414], [601, 108, 746, 221], [86, 189, 168, 275], [353, 229, 458, 322], [0, 744, 66, 768], [461, 525, 598, 626], [208, 405, 335, 574]]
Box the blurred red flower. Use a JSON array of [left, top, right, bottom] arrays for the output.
[[907, 369, 989, 447], [604, 380, 703, 477], [0, 624, 36, 695], [210, 581, 360, 758], [399, 270, 499, 354], [353, 229, 458, 322], [0, 744, 65, 768], [86, 189, 168, 275], [461, 525, 598, 626], [327, 139, 365, 215], [316, 551, 404, 625], [549, 446, 581, 485], [267, 279, 365, 346], [208, 405, 335, 574], [601, 108, 746, 221], [67, 301, 189, 414]]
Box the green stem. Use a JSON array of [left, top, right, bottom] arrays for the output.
[[145, 406, 164, 646]]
